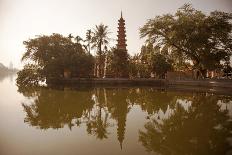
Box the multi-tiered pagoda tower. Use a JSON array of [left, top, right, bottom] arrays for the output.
[[117, 12, 127, 51]]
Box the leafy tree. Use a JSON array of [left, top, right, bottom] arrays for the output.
[[128, 55, 139, 78], [161, 45, 191, 71], [140, 4, 232, 77], [139, 45, 152, 77], [135, 43, 173, 78], [151, 53, 173, 78], [108, 48, 129, 78], [17, 33, 94, 86]]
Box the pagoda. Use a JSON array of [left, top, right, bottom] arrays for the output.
[[117, 12, 127, 51]]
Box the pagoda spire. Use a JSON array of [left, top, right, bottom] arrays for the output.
[[117, 11, 127, 51]]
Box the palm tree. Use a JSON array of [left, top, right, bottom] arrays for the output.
[[74, 35, 86, 54], [85, 29, 92, 54], [91, 24, 110, 78]]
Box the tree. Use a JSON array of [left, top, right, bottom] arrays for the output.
[[128, 54, 139, 78], [92, 24, 111, 78], [17, 33, 94, 86], [138, 44, 156, 78], [85, 29, 93, 54], [108, 48, 129, 78], [135, 43, 173, 78], [140, 4, 232, 77], [151, 53, 173, 78]]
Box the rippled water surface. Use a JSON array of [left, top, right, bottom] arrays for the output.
[[0, 75, 232, 155]]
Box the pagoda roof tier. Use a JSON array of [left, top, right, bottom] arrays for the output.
[[117, 38, 126, 40], [117, 32, 126, 35], [117, 43, 127, 45], [117, 34, 126, 37], [117, 44, 127, 46]]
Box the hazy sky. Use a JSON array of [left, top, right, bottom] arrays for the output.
[[0, 0, 231, 68]]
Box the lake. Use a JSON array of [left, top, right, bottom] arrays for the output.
[[0, 74, 232, 155]]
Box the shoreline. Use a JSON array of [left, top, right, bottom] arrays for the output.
[[47, 78, 232, 88], [44, 78, 232, 95]]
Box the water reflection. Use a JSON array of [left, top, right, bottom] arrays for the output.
[[18, 86, 232, 154], [139, 94, 232, 155]]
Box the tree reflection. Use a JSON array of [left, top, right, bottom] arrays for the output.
[[86, 88, 111, 139], [139, 93, 232, 155], [19, 86, 131, 147], [22, 88, 94, 129], [18, 86, 232, 153]]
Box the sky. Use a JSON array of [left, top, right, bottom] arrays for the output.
[[0, 0, 232, 68]]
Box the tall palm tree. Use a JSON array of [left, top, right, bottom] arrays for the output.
[[91, 24, 110, 78]]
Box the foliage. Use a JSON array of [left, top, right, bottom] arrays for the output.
[[128, 55, 139, 78], [108, 48, 129, 78], [85, 29, 93, 54], [16, 64, 44, 86], [17, 33, 94, 86], [138, 44, 154, 78], [151, 53, 173, 78], [92, 24, 111, 77], [223, 60, 232, 77], [140, 4, 232, 77], [91, 24, 110, 53], [133, 43, 173, 78]]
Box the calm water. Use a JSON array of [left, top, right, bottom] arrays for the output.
[[0, 75, 232, 155]]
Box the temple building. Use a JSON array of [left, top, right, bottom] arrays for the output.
[[117, 12, 127, 51]]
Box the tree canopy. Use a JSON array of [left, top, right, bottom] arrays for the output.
[[17, 33, 94, 86], [108, 48, 129, 78], [140, 4, 232, 77]]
